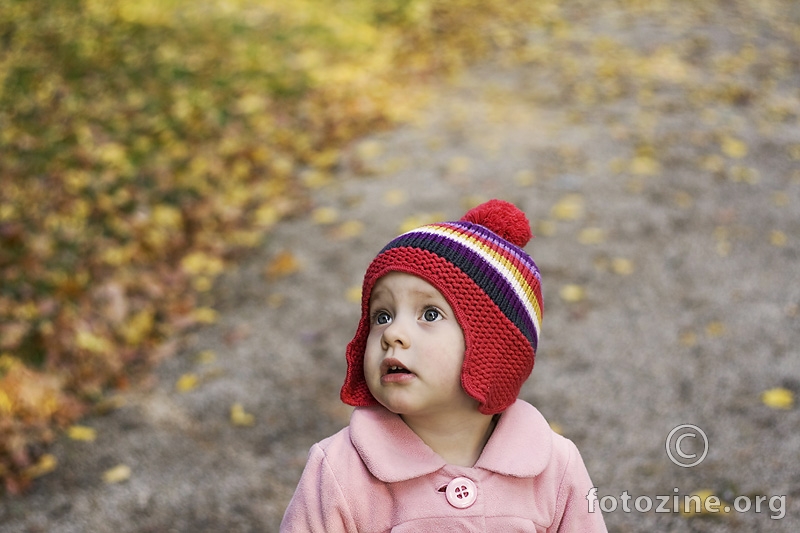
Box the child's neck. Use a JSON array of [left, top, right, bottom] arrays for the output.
[[401, 410, 498, 467]]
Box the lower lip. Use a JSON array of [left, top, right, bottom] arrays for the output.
[[381, 372, 416, 384]]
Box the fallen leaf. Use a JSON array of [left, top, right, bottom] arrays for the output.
[[705, 321, 726, 337], [559, 284, 586, 303], [231, 403, 255, 426], [103, 464, 132, 484], [770, 230, 787, 247], [176, 373, 199, 392], [446, 156, 471, 175], [67, 425, 97, 442], [629, 155, 661, 176], [300, 169, 331, 189], [721, 135, 748, 158], [345, 285, 362, 303], [551, 194, 585, 221], [761, 387, 794, 409], [333, 220, 365, 240], [265, 250, 301, 279], [195, 350, 217, 364], [24, 454, 57, 479], [192, 307, 218, 324], [772, 192, 789, 207], [577, 227, 606, 245], [536, 220, 557, 237], [514, 169, 536, 187], [311, 207, 339, 225], [680, 489, 731, 517], [355, 140, 383, 161], [611, 257, 635, 275], [383, 189, 407, 206]]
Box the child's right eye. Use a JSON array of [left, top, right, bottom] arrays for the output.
[[373, 310, 392, 325]]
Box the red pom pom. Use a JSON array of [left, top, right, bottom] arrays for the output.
[[460, 199, 532, 247]]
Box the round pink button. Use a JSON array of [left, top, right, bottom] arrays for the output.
[[445, 477, 477, 509]]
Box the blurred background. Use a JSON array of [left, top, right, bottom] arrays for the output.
[[1, 0, 798, 531]]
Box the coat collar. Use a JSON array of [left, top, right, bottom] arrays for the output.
[[349, 399, 553, 483]]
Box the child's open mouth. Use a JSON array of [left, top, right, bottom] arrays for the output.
[[381, 360, 415, 383]]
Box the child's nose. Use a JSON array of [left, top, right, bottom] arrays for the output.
[[381, 316, 411, 349]]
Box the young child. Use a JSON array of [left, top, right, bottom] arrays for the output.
[[281, 199, 607, 532]]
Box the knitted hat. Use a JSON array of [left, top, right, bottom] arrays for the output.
[[340, 199, 543, 415]]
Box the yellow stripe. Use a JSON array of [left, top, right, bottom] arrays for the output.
[[428, 224, 543, 331]]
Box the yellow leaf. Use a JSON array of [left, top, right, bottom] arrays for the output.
[[345, 285, 362, 303], [770, 230, 787, 247], [103, 464, 132, 484], [772, 192, 789, 207], [176, 373, 199, 393], [551, 194, 584, 221], [761, 387, 794, 409], [355, 140, 383, 161], [559, 284, 585, 303], [192, 307, 218, 324], [300, 169, 331, 189], [701, 154, 725, 173], [24, 454, 57, 479], [181, 252, 224, 276], [192, 276, 213, 292], [705, 321, 726, 337], [120, 309, 154, 345], [75, 330, 113, 354], [680, 489, 730, 517], [265, 251, 301, 279], [0, 389, 12, 414], [729, 165, 759, 183], [311, 207, 339, 225], [514, 169, 536, 187], [577, 227, 606, 245], [536, 220, 557, 237], [721, 136, 748, 158], [333, 220, 365, 240], [383, 190, 407, 206], [446, 156, 471, 175], [230, 403, 255, 426], [67, 425, 97, 442], [629, 155, 661, 176], [611, 258, 635, 276], [195, 350, 216, 364]]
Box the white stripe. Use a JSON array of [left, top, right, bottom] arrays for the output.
[[411, 226, 541, 340]]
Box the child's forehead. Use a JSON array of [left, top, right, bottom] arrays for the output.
[[370, 272, 444, 301]]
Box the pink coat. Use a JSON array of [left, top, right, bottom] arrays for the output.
[[281, 399, 607, 532]]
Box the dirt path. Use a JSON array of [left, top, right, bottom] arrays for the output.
[[2, 2, 799, 532]]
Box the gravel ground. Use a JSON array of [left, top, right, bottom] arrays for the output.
[[1, 2, 799, 532]]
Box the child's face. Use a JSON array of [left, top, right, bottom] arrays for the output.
[[363, 272, 475, 418]]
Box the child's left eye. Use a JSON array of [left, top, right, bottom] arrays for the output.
[[422, 308, 441, 322]]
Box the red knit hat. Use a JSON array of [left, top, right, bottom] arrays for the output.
[[340, 199, 543, 414]]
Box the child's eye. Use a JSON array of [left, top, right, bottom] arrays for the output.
[[422, 308, 441, 322], [372, 310, 392, 325]]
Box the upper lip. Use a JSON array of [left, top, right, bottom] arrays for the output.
[[380, 357, 412, 376]]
